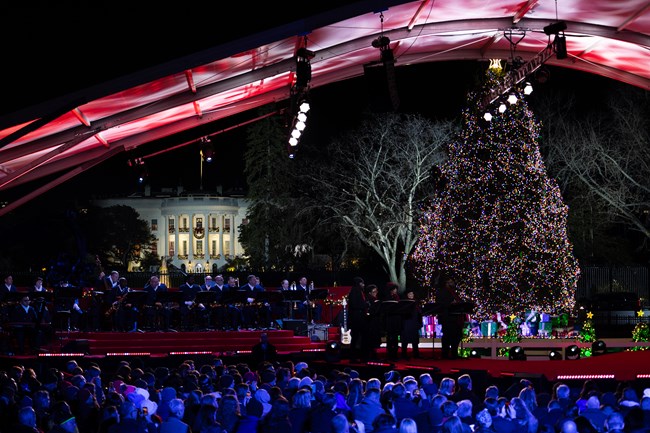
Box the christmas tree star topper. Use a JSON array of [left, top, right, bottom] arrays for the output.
[[638, 310, 645, 317], [586, 311, 593, 319]]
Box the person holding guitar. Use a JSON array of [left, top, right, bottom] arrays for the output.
[[346, 276, 366, 362]]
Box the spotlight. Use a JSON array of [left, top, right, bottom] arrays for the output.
[[548, 350, 562, 360], [371, 35, 390, 49], [289, 137, 298, 147], [592, 340, 607, 356], [507, 93, 518, 105], [325, 340, 342, 363], [509, 346, 526, 361], [543, 21, 567, 36], [523, 82, 533, 95], [484, 112, 493, 122], [555, 34, 567, 59], [200, 137, 214, 162], [299, 101, 310, 113], [470, 349, 481, 358], [565, 344, 580, 360], [498, 102, 507, 113]]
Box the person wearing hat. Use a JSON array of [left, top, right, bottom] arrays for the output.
[[400, 288, 422, 359]]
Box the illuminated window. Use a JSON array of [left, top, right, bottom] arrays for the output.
[[151, 219, 158, 231]]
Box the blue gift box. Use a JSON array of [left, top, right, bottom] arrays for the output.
[[480, 321, 497, 337]]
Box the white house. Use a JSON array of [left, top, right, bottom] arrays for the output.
[[92, 186, 249, 272]]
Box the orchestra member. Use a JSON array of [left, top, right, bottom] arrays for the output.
[[9, 295, 39, 355], [383, 282, 402, 361], [347, 277, 366, 362], [400, 288, 423, 359], [143, 275, 170, 331], [179, 275, 201, 331], [436, 276, 464, 359]]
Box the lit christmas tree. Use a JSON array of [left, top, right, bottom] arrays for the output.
[[499, 315, 522, 357], [410, 62, 580, 320], [578, 311, 596, 357], [630, 310, 649, 351]]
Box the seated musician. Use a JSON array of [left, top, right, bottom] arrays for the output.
[[55, 280, 84, 331], [294, 277, 323, 323], [143, 275, 170, 331], [29, 276, 47, 295], [179, 275, 201, 331], [207, 275, 227, 330], [216, 276, 242, 330], [9, 295, 40, 355], [239, 274, 263, 329], [111, 277, 139, 332]]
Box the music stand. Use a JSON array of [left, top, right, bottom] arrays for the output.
[[154, 291, 182, 306], [282, 290, 306, 319], [308, 288, 328, 301], [122, 290, 148, 308], [3, 292, 35, 304], [221, 290, 252, 305], [254, 291, 283, 304], [28, 291, 54, 303]]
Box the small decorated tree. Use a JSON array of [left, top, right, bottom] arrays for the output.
[[499, 315, 522, 357], [578, 311, 596, 357], [630, 310, 649, 351]]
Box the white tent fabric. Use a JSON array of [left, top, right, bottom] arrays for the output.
[[1, 0, 649, 214]]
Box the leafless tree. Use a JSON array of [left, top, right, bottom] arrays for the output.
[[305, 112, 457, 289], [538, 86, 650, 255]]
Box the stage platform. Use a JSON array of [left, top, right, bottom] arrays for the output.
[[1, 328, 650, 391]]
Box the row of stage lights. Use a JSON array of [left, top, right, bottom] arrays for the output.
[[288, 100, 311, 159], [483, 81, 533, 122]]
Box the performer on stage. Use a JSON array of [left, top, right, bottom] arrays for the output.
[[383, 282, 402, 361], [347, 277, 366, 362], [400, 288, 423, 359], [9, 295, 39, 355], [436, 275, 465, 359], [362, 284, 382, 361], [143, 275, 170, 331]]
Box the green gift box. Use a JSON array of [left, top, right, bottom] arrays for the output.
[[540, 321, 553, 332]]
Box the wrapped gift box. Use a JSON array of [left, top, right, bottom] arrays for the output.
[[541, 313, 550, 322], [481, 321, 497, 337]]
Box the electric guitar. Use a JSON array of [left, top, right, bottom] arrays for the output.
[[340, 297, 352, 344]]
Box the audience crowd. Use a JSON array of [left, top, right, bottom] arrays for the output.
[[0, 354, 648, 433]]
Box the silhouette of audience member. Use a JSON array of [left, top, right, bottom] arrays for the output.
[[251, 332, 278, 366]]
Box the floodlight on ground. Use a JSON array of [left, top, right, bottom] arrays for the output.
[[565, 344, 580, 360], [509, 346, 526, 361], [592, 340, 607, 356], [507, 93, 518, 105], [498, 102, 507, 113], [484, 112, 493, 122]]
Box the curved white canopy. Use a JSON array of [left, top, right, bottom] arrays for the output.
[[1, 0, 649, 214]]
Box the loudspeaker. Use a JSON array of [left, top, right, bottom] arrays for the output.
[[62, 339, 90, 354], [282, 319, 308, 336]]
